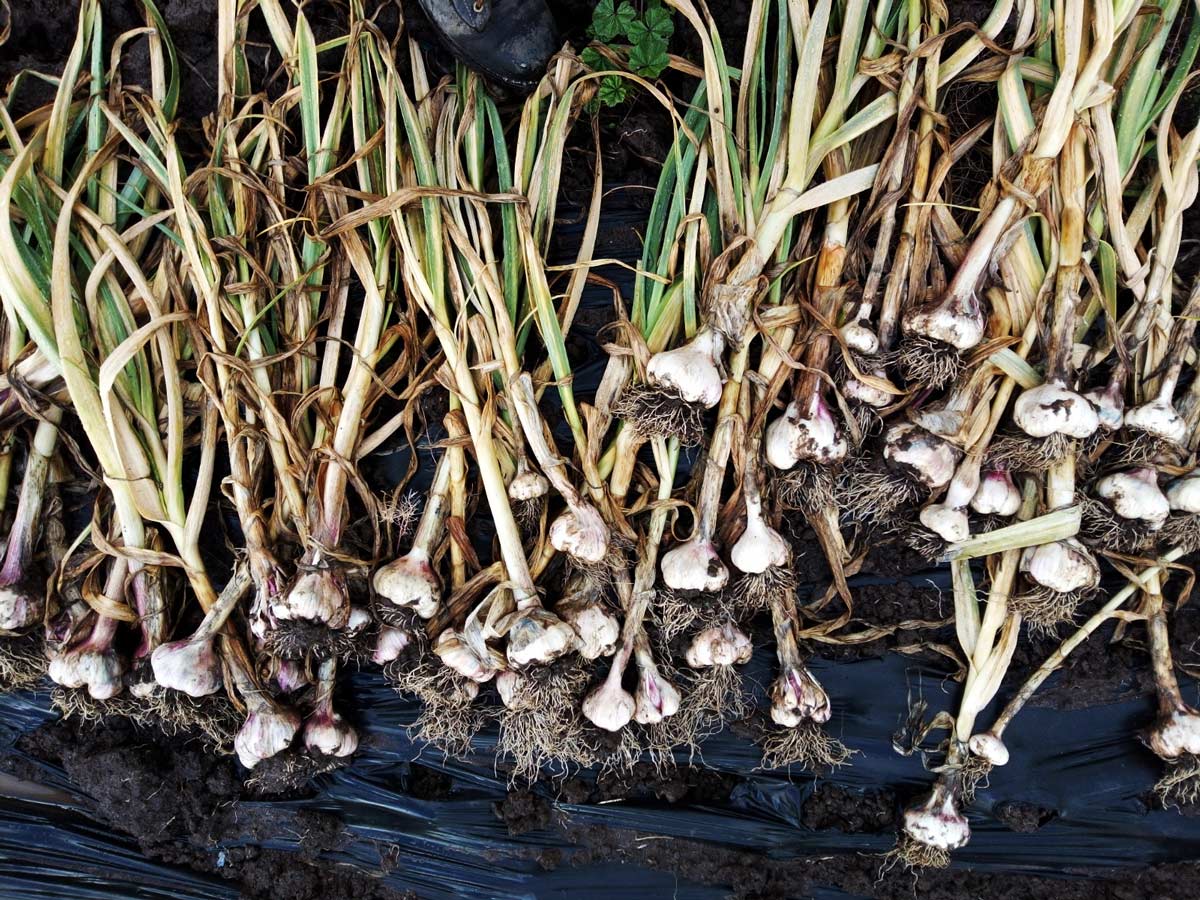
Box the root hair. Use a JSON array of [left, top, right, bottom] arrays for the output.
[[613, 384, 706, 446], [0, 632, 47, 692], [835, 459, 925, 528], [1155, 754, 1200, 809], [773, 462, 836, 515], [245, 749, 347, 795], [759, 721, 854, 772], [730, 566, 796, 615], [1163, 513, 1200, 554], [497, 659, 595, 781], [1079, 496, 1160, 554], [1011, 583, 1093, 633], [986, 432, 1074, 472], [651, 589, 732, 647], [897, 336, 961, 390], [882, 833, 952, 872], [263, 620, 357, 663]]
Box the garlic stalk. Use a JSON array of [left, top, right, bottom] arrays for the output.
[[303, 657, 359, 758], [373, 452, 452, 619]]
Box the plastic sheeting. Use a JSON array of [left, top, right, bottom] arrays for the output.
[[3, 628, 1200, 899]]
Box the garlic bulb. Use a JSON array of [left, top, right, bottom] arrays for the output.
[[884, 423, 960, 490], [901, 782, 971, 851], [150, 637, 222, 697], [47, 617, 125, 700], [1124, 398, 1187, 445], [902, 295, 986, 350], [770, 664, 831, 724], [274, 563, 350, 629], [1167, 472, 1200, 514], [235, 703, 301, 769], [582, 674, 635, 732], [968, 732, 1010, 766], [764, 395, 847, 469], [685, 623, 753, 668], [506, 608, 576, 667], [840, 320, 880, 355], [1019, 538, 1099, 593], [1096, 468, 1169, 529], [730, 508, 789, 575], [372, 549, 440, 620], [560, 602, 619, 660], [970, 469, 1021, 516], [1147, 707, 1200, 759], [634, 667, 682, 725], [434, 629, 501, 682], [660, 536, 728, 593], [549, 503, 609, 564], [273, 659, 310, 694], [1013, 382, 1099, 439], [919, 505, 969, 543], [843, 371, 892, 408], [346, 606, 373, 634], [646, 328, 726, 408], [0, 584, 39, 631], [508, 466, 550, 502], [372, 626, 412, 665], [304, 708, 358, 757]]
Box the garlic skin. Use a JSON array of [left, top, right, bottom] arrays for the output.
[[48, 646, 126, 700], [968, 732, 1010, 766], [346, 606, 373, 635], [508, 467, 550, 502], [372, 626, 412, 665], [771, 665, 831, 724], [150, 637, 222, 697], [764, 395, 847, 470], [646, 328, 726, 408], [1013, 382, 1099, 439], [884, 423, 960, 490], [235, 704, 301, 769], [495, 670, 528, 710], [660, 536, 728, 593], [274, 564, 350, 629], [372, 549, 440, 620], [1096, 468, 1169, 529], [582, 675, 636, 732], [843, 371, 892, 408], [730, 514, 789, 575], [0, 585, 40, 631], [970, 469, 1021, 516], [902, 783, 971, 851], [1084, 383, 1124, 431], [634, 668, 682, 725], [685, 623, 753, 668], [1124, 398, 1187, 445], [1019, 538, 1100, 593], [1147, 708, 1200, 759], [304, 709, 359, 757], [273, 659, 310, 694], [919, 505, 969, 543], [560, 602, 619, 660], [1167, 472, 1200, 514], [506, 608, 576, 667], [840, 320, 880, 355], [434, 629, 501, 682], [903, 296, 986, 350], [549, 503, 609, 564]]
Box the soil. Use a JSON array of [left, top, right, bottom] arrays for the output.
[[3, 2, 1200, 900]]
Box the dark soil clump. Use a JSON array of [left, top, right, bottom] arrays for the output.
[[800, 783, 896, 833]]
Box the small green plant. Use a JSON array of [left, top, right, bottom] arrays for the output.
[[582, 0, 674, 107]]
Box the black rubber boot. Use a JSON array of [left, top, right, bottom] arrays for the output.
[[416, 0, 559, 90]]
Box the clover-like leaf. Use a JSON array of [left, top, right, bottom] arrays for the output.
[[589, 0, 623, 41], [581, 47, 606, 71], [599, 74, 630, 107], [629, 34, 669, 79], [629, 5, 673, 44]]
